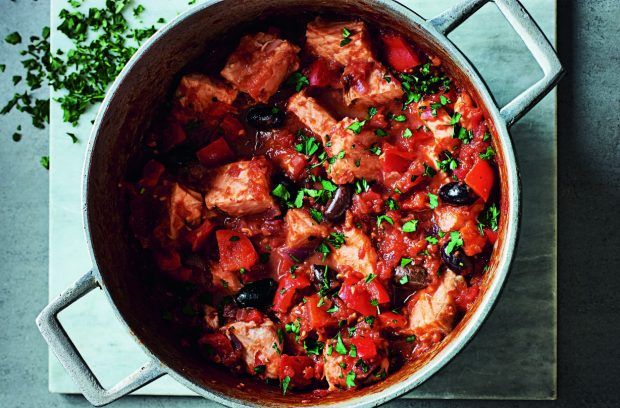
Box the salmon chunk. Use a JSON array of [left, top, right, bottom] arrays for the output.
[[169, 183, 203, 239], [405, 270, 463, 337], [287, 92, 338, 142], [343, 61, 403, 107], [223, 319, 282, 379], [204, 157, 279, 217], [176, 73, 238, 114], [329, 221, 378, 278], [325, 118, 382, 184], [221, 32, 300, 103], [306, 19, 374, 66], [285, 209, 329, 248]]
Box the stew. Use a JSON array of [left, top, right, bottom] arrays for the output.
[[126, 15, 500, 395]]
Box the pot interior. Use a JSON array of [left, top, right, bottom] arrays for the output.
[[85, 0, 513, 406]]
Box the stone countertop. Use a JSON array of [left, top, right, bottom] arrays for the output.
[[0, 0, 618, 408]]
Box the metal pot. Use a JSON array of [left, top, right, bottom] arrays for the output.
[[36, 0, 562, 406]]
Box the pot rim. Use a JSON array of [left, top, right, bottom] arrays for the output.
[[81, 1, 523, 406]]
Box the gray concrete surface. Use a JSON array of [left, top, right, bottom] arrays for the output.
[[0, 0, 618, 407]]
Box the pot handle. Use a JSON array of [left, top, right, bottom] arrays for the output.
[[426, 0, 563, 127], [36, 270, 166, 406]]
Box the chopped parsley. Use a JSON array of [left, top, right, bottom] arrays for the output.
[[348, 344, 357, 358], [354, 178, 370, 194], [402, 128, 413, 138], [406, 335, 416, 343], [304, 338, 324, 356], [402, 220, 418, 233], [281, 375, 291, 395], [393, 114, 407, 122], [327, 232, 345, 248], [400, 257, 413, 267], [375, 128, 388, 137], [335, 333, 348, 355], [423, 163, 437, 177], [345, 371, 356, 388], [5, 32, 22, 45], [399, 275, 409, 285], [271, 183, 291, 201], [285, 319, 301, 340], [425, 235, 439, 245], [287, 71, 309, 92], [309, 208, 324, 223], [478, 203, 500, 232], [377, 214, 394, 227], [365, 273, 376, 283], [346, 120, 366, 134], [368, 106, 378, 118], [455, 125, 473, 144], [386, 198, 399, 210], [428, 193, 439, 209], [450, 112, 462, 125], [316, 241, 331, 261], [368, 144, 382, 155], [229, 235, 240, 242], [480, 146, 496, 160], [253, 365, 266, 374], [295, 132, 320, 156], [444, 231, 464, 254], [340, 27, 352, 46], [437, 152, 458, 172]]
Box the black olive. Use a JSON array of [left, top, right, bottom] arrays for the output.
[[235, 278, 277, 309], [440, 243, 473, 272], [311, 264, 340, 293], [393, 264, 429, 291], [438, 182, 477, 205], [324, 185, 353, 222], [246, 105, 285, 130]]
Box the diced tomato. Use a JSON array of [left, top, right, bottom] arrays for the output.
[[185, 219, 216, 251], [350, 336, 378, 360], [484, 228, 498, 244], [139, 159, 165, 188], [215, 229, 258, 272], [381, 33, 421, 72], [454, 285, 480, 312], [159, 122, 187, 152], [279, 355, 316, 387], [464, 158, 495, 202], [305, 294, 336, 329], [272, 274, 311, 313], [365, 279, 390, 304], [377, 311, 407, 329], [153, 249, 181, 271], [197, 137, 234, 167], [339, 278, 377, 316], [383, 144, 415, 173], [219, 115, 246, 142], [307, 58, 341, 88]]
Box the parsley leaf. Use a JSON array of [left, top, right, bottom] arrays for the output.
[[402, 128, 413, 138], [354, 178, 370, 194], [281, 376, 291, 395], [377, 214, 394, 227], [287, 71, 309, 92], [5, 32, 22, 45], [346, 120, 366, 134], [327, 232, 345, 248], [335, 333, 347, 355], [309, 208, 323, 223], [346, 371, 356, 387], [444, 231, 464, 254], [400, 257, 413, 267], [340, 27, 352, 46], [428, 193, 439, 209], [402, 220, 418, 233], [480, 146, 496, 160]]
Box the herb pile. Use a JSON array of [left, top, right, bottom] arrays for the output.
[[0, 0, 176, 168]]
